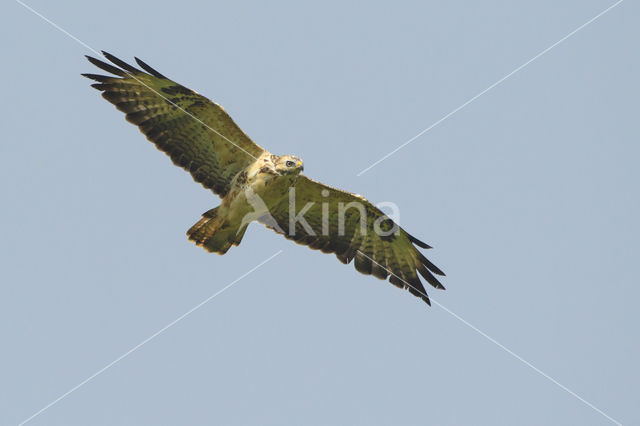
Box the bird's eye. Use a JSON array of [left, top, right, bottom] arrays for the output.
[[286, 160, 296, 167]]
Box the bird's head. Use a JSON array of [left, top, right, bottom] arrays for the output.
[[275, 155, 304, 175]]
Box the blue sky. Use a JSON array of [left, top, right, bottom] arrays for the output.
[[1, 1, 637, 425]]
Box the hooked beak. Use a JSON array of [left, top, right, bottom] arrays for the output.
[[297, 161, 304, 171]]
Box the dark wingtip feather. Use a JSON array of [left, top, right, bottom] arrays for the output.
[[389, 271, 432, 305], [135, 56, 167, 79], [417, 263, 446, 290], [101, 51, 142, 74], [418, 252, 445, 276], [408, 233, 432, 249], [81, 73, 112, 82], [408, 286, 431, 305], [85, 55, 126, 77]]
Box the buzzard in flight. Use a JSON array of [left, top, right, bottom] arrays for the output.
[[83, 52, 445, 304]]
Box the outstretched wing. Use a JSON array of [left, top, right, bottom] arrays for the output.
[[83, 52, 265, 197], [263, 175, 445, 304]]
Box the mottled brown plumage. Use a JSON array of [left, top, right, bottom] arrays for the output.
[[84, 52, 264, 196], [84, 52, 445, 305]]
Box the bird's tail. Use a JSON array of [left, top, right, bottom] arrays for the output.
[[186, 207, 248, 255]]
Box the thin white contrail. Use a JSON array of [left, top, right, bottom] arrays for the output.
[[356, 0, 624, 176], [356, 250, 622, 425], [17, 251, 283, 426], [14, 0, 260, 161]]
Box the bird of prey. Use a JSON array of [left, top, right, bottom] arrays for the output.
[[83, 52, 445, 304]]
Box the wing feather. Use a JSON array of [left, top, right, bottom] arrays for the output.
[[263, 175, 445, 304], [134, 57, 167, 78], [83, 52, 265, 197]]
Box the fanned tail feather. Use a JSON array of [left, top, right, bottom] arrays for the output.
[[187, 207, 247, 255]]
